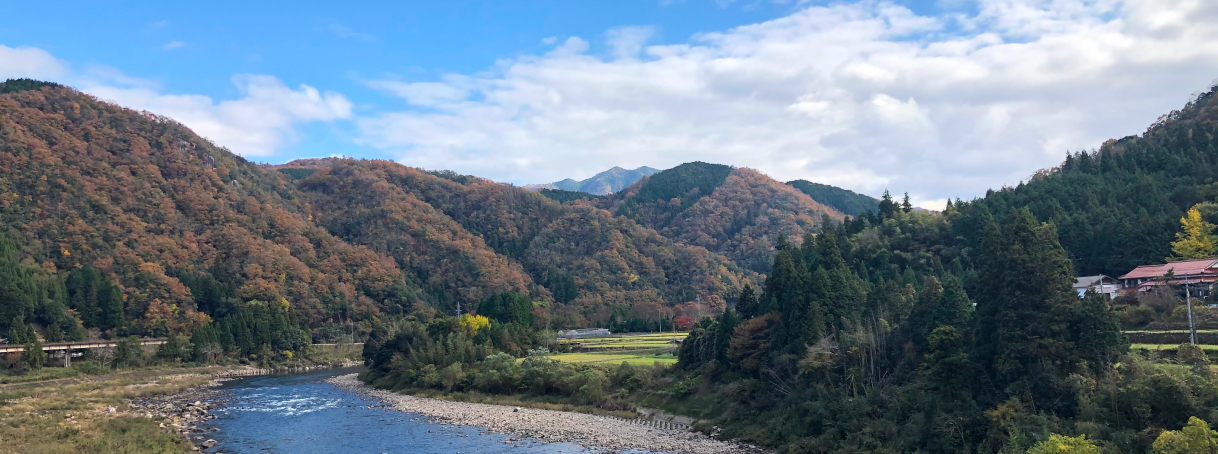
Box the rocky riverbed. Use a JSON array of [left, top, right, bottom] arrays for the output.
[[129, 377, 229, 451], [327, 373, 765, 454]]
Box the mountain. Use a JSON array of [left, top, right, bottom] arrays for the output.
[[284, 158, 752, 328], [606, 162, 846, 273], [967, 86, 1218, 277], [786, 180, 878, 216], [0, 81, 418, 342], [525, 166, 661, 195]]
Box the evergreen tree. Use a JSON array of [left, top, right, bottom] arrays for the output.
[[878, 190, 898, 219], [24, 326, 44, 371], [735, 284, 758, 319], [901, 192, 913, 213], [975, 209, 1102, 411]]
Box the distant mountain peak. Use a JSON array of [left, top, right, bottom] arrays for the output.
[[526, 165, 664, 196]]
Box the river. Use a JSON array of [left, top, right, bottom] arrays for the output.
[[201, 368, 594, 454]]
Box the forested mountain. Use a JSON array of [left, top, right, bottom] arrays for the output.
[[295, 160, 539, 307], [967, 88, 1218, 277], [525, 165, 661, 195], [0, 81, 755, 347], [787, 179, 879, 216], [606, 163, 846, 273], [0, 81, 415, 345], [286, 158, 751, 330]]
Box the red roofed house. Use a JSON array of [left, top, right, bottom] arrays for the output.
[[1118, 257, 1218, 296]]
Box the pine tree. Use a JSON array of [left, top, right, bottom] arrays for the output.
[[24, 325, 44, 371], [901, 192, 913, 213], [878, 190, 898, 219], [1169, 207, 1217, 260], [735, 284, 758, 319]]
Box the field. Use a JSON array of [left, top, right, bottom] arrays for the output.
[[551, 332, 686, 366], [549, 349, 679, 366], [1130, 343, 1218, 351], [558, 333, 687, 351]]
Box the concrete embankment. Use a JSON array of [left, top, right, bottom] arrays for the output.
[[327, 373, 765, 454]]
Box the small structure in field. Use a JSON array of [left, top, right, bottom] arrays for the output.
[[557, 328, 611, 339]]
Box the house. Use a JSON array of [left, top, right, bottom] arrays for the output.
[[1073, 275, 1120, 299], [1118, 257, 1218, 296]]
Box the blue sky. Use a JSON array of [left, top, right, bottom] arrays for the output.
[[2, 0, 1216, 208]]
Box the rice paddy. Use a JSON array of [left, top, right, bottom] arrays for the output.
[[551, 332, 686, 365], [549, 349, 679, 366], [1130, 343, 1218, 351], [558, 333, 687, 351]]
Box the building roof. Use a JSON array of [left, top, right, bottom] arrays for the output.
[[1074, 275, 1114, 289], [1120, 258, 1218, 280]]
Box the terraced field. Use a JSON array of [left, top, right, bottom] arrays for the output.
[[549, 349, 679, 366], [550, 333, 686, 366], [558, 333, 687, 351], [1130, 343, 1218, 351]]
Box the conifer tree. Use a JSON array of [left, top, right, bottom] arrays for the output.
[[735, 284, 758, 319], [24, 325, 44, 371]]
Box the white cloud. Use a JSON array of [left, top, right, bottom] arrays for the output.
[[0, 44, 352, 158], [162, 41, 184, 50], [358, 0, 1218, 208], [83, 75, 352, 157], [0, 45, 67, 80]]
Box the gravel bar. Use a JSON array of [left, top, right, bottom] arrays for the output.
[[327, 374, 764, 454]]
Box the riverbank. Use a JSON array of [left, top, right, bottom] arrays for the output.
[[328, 373, 764, 454], [0, 361, 360, 453], [0, 368, 212, 453]]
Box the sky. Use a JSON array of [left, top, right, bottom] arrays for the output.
[[3, 0, 1218, 209]]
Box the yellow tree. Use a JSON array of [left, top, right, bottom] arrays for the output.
[[1170, 208, 1217, 261], [1027, 434, 1100, 454], [1153, 416, 1218, 454]]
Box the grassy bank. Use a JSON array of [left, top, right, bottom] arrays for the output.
[[0, 368, 215, 453]]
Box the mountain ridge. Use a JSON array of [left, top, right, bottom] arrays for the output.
[[524, 165, 661, 195]]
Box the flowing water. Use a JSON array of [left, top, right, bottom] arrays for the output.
[[202, 368, 593, 454]]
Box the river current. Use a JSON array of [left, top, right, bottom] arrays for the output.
[[202, 368, 593, 454]]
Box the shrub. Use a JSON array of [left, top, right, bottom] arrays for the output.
[[1026, 434, 1100, 454]]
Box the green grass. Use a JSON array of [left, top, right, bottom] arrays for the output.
[[549, 349, 678, 366]]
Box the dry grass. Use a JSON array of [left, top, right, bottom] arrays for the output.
[[0, 368, 214, 454]]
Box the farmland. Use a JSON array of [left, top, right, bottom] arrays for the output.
[[549, 332, 687, 366]]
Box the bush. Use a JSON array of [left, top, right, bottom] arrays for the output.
[[474, 352, 522, 393], [1026, 434, 1100, 454], [439, 363, 465, 391]]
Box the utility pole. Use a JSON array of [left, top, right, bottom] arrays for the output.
[[695, 295, 702, 320], [658, 306, 663, 335], [1186, 276, 1197, 345]]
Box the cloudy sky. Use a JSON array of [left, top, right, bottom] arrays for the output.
[[3, 0, 1217, 208]]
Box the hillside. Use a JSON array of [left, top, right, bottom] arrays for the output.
[[0, 82, 417, 343], [0, 82, 767, 344], [971, 86, 1218, 276], [284, 159, 752, 329], [787, 180, 878, 216], [525, 166, 661, 195], [296, 160, 540, 307], [609, 163, 846, 273]]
